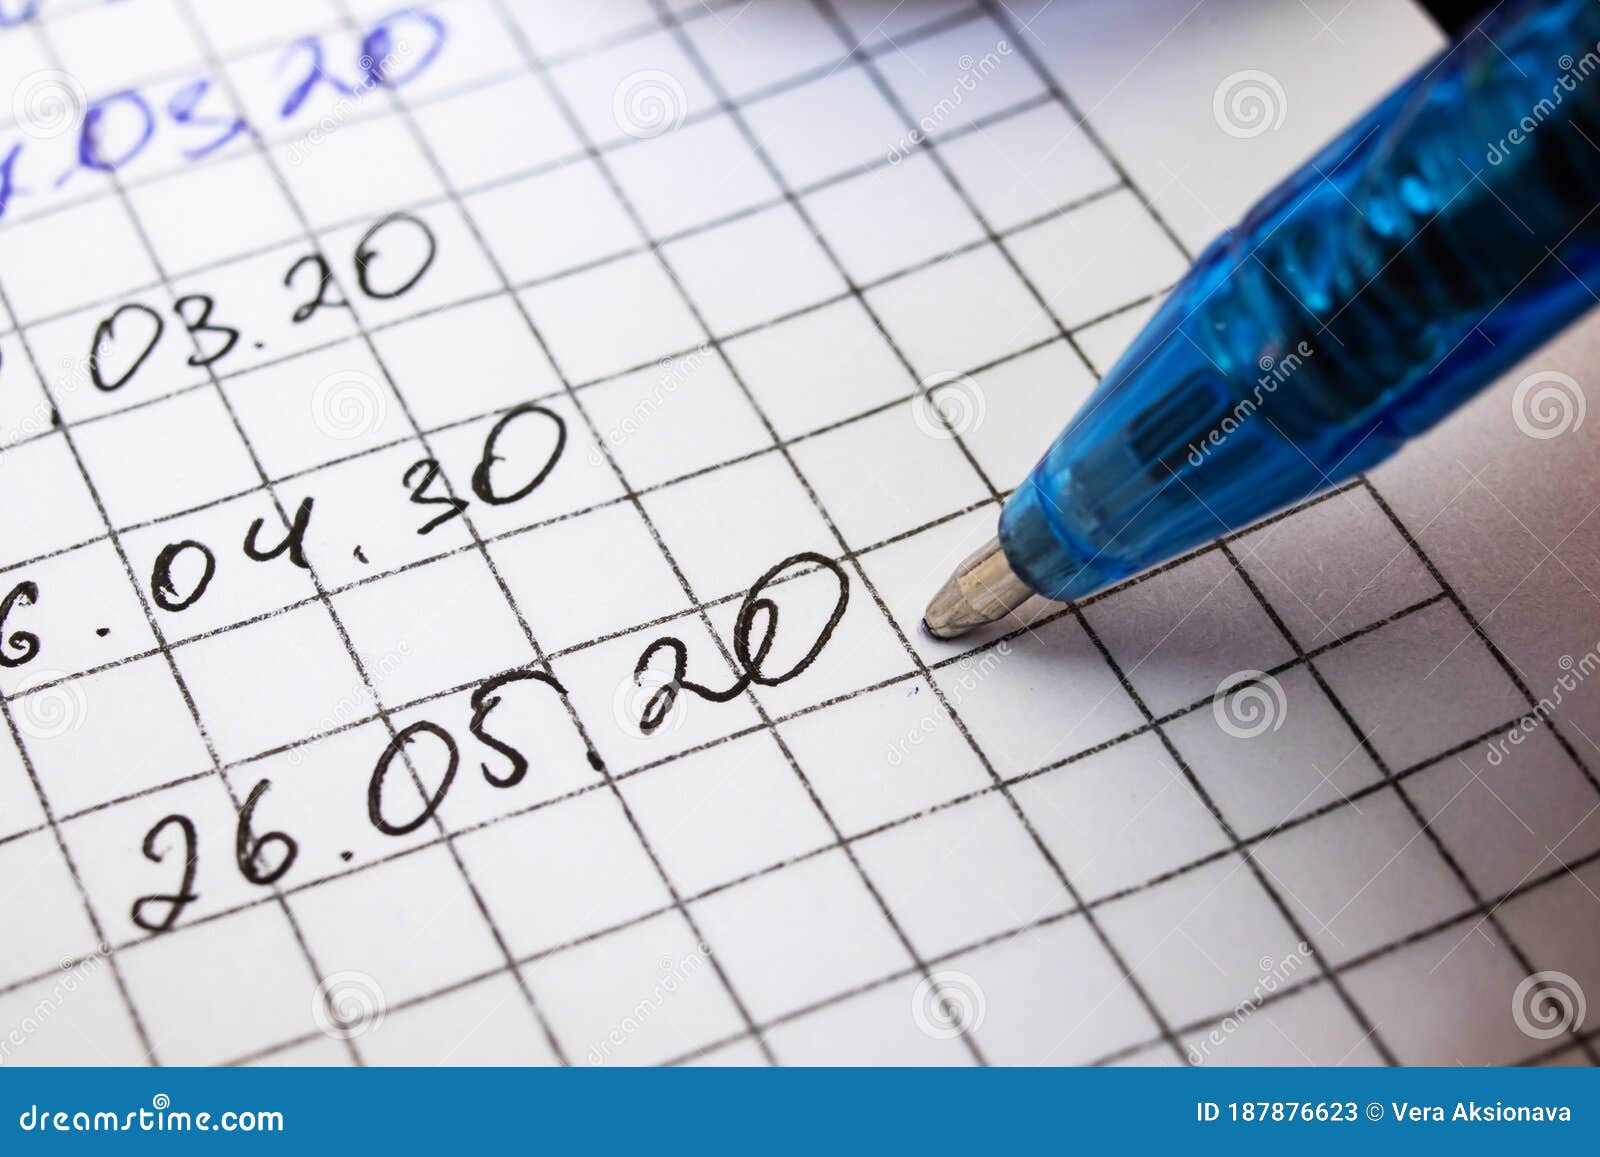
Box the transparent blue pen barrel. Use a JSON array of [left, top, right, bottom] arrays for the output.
[[1002, 0, 1600, 603]]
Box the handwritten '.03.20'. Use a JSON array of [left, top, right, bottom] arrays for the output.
[[0, 148, 852, 940]]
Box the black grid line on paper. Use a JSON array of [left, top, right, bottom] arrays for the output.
[[4, 0, 397, 1051], [0, 613, 158, 1059], [0, 582, 1469, 1013], [671, 831, 1600, 1071], [961, 4, 1400, 1065], [153, 0, 775, 1066], [0, 82, 1067, 357], [11, 9, 414, 1067], [219, 797, 1600, 1069], [0, 0, 991, 246], [998, 7, 1600, 1052], [0, 0, 768, 146], [1221, 524, 1600, 1066], [984, 0, 1600, 1066], [0, 478, 1403, 893], [658, 0, 1188, 1063], [9, 607, 1600, 1069], [327, 0, 797, 1066], [0, 222, 343, 1063], [804, 0, 1383, 1065], [167, 0, 626, 1067], [0, 178, 1138, 582], [12, 686, 1594, 1071], [476, 0, 987, 1066], [0, 0, 1593, 1071]]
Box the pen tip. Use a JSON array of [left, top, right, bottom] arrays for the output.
[[921, 537, 1034, 641]]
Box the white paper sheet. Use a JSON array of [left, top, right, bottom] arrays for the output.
[[1, 0, 1596, 1068]]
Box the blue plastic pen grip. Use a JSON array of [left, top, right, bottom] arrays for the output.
[[1001, 0, 1600, 603]]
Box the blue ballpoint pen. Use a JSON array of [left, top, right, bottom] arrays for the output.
[[924, 0, 1600, 638]]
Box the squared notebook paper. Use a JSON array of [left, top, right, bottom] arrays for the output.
[[0, 0, 1596, 1068]]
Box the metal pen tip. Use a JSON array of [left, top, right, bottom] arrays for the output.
[[921, 537, 1033, 640]]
